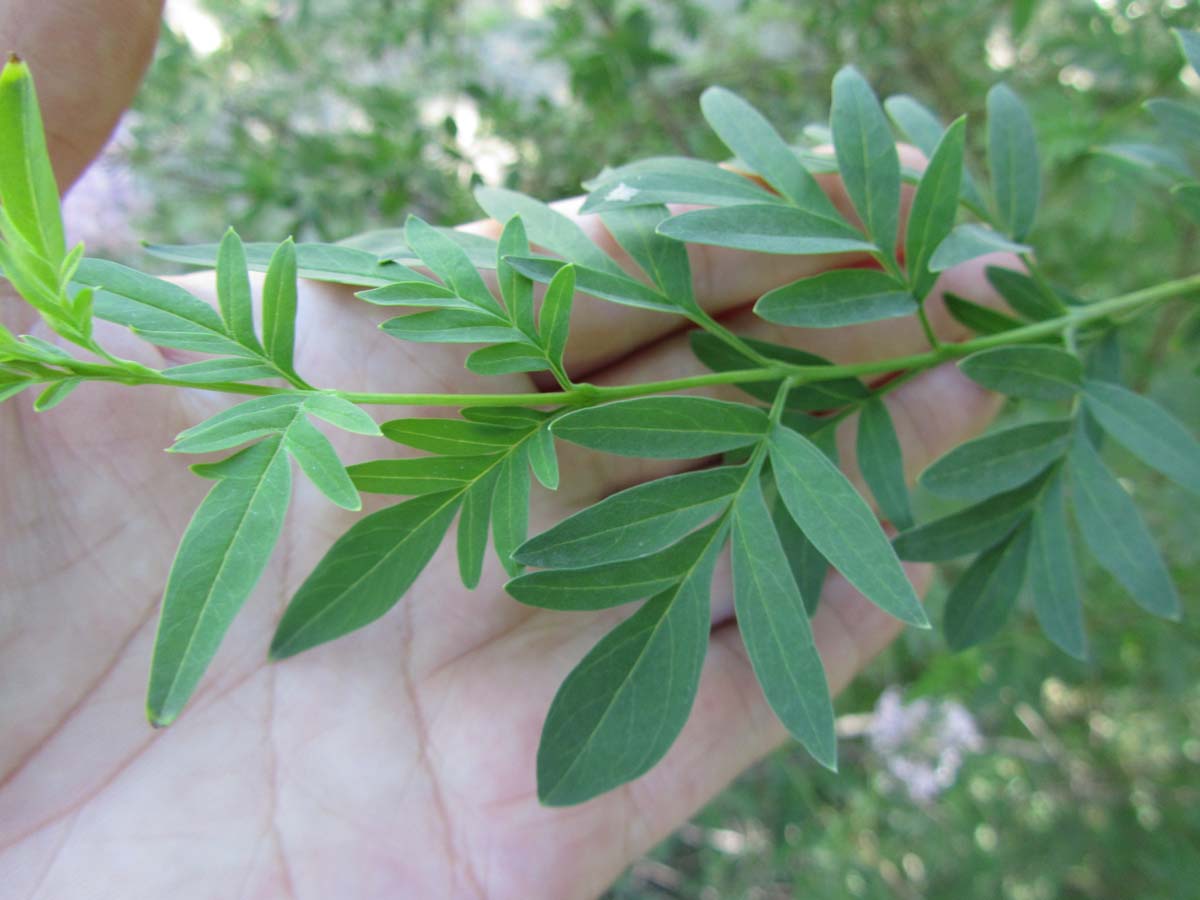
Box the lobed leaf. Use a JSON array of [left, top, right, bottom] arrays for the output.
[[552, 396, 769, 459], [770, 424, 928, 627]]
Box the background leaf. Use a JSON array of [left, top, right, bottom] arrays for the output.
[[987, 83, 1041, 241]]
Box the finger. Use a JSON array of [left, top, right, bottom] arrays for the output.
[[1, 1, 164, 190]]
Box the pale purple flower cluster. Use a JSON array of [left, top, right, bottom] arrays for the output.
[[62, 122, 149, 260], [867, 687, 984, 804]]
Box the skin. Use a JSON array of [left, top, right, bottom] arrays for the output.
[[0, 4, 1008, 898]]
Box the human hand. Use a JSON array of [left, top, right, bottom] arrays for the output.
[[0, 6, 1008, 898]]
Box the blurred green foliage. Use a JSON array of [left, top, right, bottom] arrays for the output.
[[124, 0, 1200, 895]]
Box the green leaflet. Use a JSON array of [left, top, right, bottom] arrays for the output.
[[944, 292, 1025, 336], [905, 117, 965, 301], [216, 229, 263, 352], [920, 419, 1073, 501], [598, 205, 696, 310], [985, 265, 1063, 320], [856, 396, 914, 530], [536, 526, 723, 805], [33, 377, 81, 411], [145, 240, 427, 287], [474, 186, 626, 277], [161, 359, 281, 384], [831, 65, 901, 258], [171, 396, 305, 454], [380, 227, 499, 271], [0, 380, 33, 404], [457, 466, 500, 590], [770, 424, 928, 627], [491, 444, 531, 577], [379, 308, 520, 344], [929, 224, 1031, 272], [700, 86, 841, 218], [942, 524, 1033, 651], [461, 406, 549, 427], [405, 215, 506, 319], [884, 94, 987, 212], [270, 491, 463, 659], [357, 281, 475, 309], [1068, 432, 1180, 620], [498, 216, 536, 337], [1178, 28, 1200, 76], [731, 476, 836, 769], [0, 58, 65, 266], [987, 83, 1041, 242], [77, 258, 252, 358], [528, 423, 560, 490], [754, 268, 915, 328], [348, 454, 500, 495], [959, 346, 1083, 401], [1028, 473, 1087, 660], [382, 417, 532, 456], [1081, 380, 1200, 496], [261, 238, 298, 374], [657, 204, 875, 256], [507, 522, 721, 611], [514, 465, 746, 568], [552, 396, 769, 459], [284, 415, 361, 511], [771, 486, 828, 615], [539, 263, 575, 371], [1082, 329, 1122, 447], [892, 472, 1050, 561], [303, 394, 381, 435], [689, 331, 869, 410], [581, 157, 782, 214], [147, 438, 292, 725], [465, 343, 549, 376], [505, 255, 678, 315]]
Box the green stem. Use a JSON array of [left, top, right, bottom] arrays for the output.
[[53, 272, 1200, 408]]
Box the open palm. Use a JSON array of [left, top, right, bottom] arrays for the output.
[[0, 4, 1007, 896]]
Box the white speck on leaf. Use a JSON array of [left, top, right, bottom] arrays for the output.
[[604, 183, 640, 203]]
